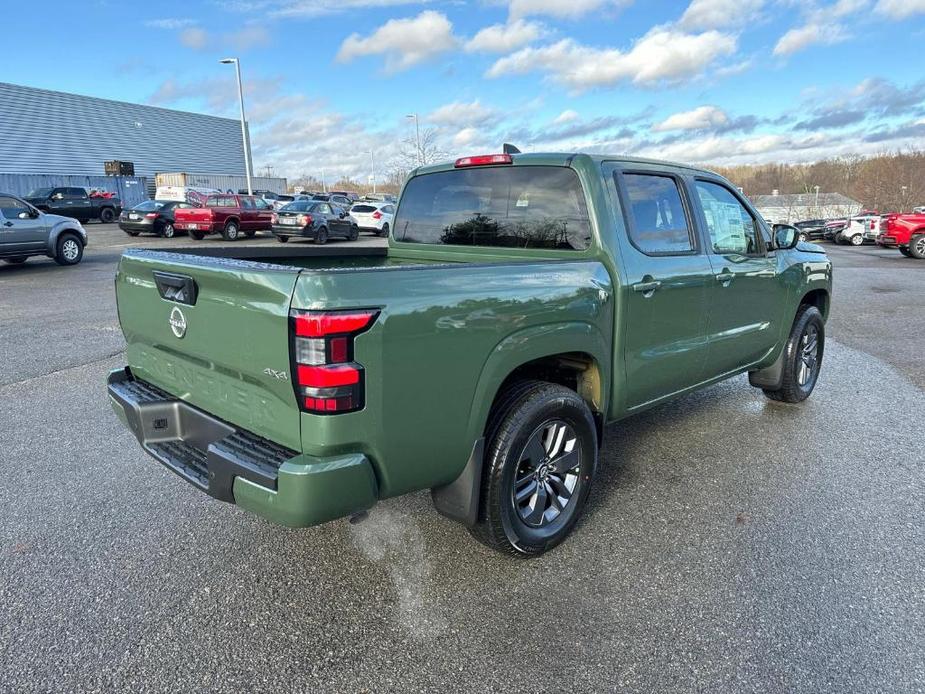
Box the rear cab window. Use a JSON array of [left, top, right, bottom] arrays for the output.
[[394, 165, 592, 250], [620, 173, 695, 255]]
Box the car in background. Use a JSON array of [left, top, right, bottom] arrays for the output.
[[0, 193, 87, 266], [24, 186, 122, 223], [822, 219, 847, 241], [330, 190, 359, 204], [118, 200, 196, 238], [311, 193, 354, 209], [174, 194, 274, 241], [271, 199, 359, 244], [794, 219, 827, 242], [837, 215, 880, 246], [349, 201, 395, 236], [877, 211, 925, 258]]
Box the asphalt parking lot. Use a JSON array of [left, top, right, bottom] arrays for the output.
[[0, 231, 922, 692]]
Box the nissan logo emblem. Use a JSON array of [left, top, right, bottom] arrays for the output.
[[169, 307, 187, 339]]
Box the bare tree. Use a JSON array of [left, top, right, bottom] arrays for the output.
[[396, 127, 448, 170]]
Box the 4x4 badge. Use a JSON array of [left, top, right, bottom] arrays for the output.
[[169, 307, 187, 338]]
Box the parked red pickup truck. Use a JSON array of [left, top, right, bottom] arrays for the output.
[[174, 194, 274, 241], [877, 212, 925, 258]]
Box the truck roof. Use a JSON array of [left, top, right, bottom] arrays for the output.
[[412, 152, 720, 177]]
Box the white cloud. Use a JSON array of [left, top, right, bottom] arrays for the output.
[[452, 127, 481, 147], [179, 27, 209, 49], [653, 105, 730, 131], [680, 0, 764, 29], [428, 100, 497, 127], [553, 109, 579, 124], [508, 0, 632, 19], [487, 29, 737, 89], [336, 10, 457, 71], [465, 19, 545, 53], [266, 0, 433, 16], [144, 18, 198, 29], [874, 0, 925, 18], [773, 23, 848, 56]]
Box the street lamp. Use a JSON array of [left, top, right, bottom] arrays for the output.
[[406, 113, 422, 166], [220, 57, 253, 195], [365, 150, 376, 193]]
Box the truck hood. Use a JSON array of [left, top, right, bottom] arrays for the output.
[[795, 241, 826, 254]]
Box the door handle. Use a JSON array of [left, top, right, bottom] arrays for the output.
[[3, 222, 12, 227], [632, 280, 661, 295], [716, 272, 735, 285]]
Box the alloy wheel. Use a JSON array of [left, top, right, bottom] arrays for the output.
[[62, 239, 80, 261], [797, 324, 819, 386], [512, 420, 581, 527]]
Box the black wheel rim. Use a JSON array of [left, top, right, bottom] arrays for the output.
[[512, 420, 581, 528], [797, 324, 819, 386]]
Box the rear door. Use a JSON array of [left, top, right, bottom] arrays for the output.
[[608, 165, 714, 409], [67, 188, 92, 220], [0, 196, 46, 254], [688, 178, 783, 378], [240, 196, 257, 230], [253, 196, 274, 228], [115, 251, 303, 450]]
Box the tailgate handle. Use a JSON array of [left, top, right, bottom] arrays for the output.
[[153, 271, 198, 306]]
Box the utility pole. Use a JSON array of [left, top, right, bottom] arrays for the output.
[[321, 168, 326, 193], [220, 57, 252, 195], [406, 113, 422, 166], [366, 150, 376, 193]]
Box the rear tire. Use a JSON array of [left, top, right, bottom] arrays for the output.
[[160, 222, 175, 239], [469, 381, 598, 557], [849, 234, 863, 246], [910, 235, 925, 259], [3, 257, 28, 265], [315, 226, 328, 245], [348, 224, 359, 241], [100, 207, 115, 223], [379, 223, 390, 238], [222, 221, 240, 241], [762, 305, 824, 403], [54, 233, 83, 266], [190, 231, 205, 240]]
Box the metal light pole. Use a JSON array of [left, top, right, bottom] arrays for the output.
[[365, 150, 376, 193], [321, 168, 326, 193], [406, 113, 422, 166], [220, 57, 253, 195]]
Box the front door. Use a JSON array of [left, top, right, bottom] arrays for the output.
[[609, 167, 714, 410], [689, 178, 783, 378], [0, 196, 46, 255]]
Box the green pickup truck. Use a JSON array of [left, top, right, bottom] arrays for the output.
[[108, 152, 831, 556]]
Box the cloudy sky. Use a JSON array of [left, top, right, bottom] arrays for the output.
[[9, 0, 925, 180]]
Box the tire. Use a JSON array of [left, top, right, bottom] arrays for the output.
[[3, 257, 28, 265], [54, 233, 83, 266], [379, 223, 390, 238], [222, 221, 240, 241], [244, 230, 257, 238], [899, 246, 912, 257], [315, 226, 328, 245], [849, 234, 863, 246], [276, 235, 289, 243], [799, 232, 808, 242], [469, 381, 598, 557], [910, 235, 925, 259], [348, 224, 359, 241], [160, 222, 175, 239], [762, 305, 824, 404], [190, 231, 205, 240], [99, 207, 115, 223]]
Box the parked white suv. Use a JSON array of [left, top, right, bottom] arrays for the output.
[[837, 215, 880, 246], [349, 201, 395, 237]]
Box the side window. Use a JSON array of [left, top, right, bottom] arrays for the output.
[[383, 205, 394, 214], [0, 196, 29, 219], [51, 188, 66, 200], [254, 198, 270, 210], [67, 188, 86, 199], [694, 180, 762, 255], [621, 173, 694, 254], [241, 197, 255, 210], [319, 203, 332, 214]]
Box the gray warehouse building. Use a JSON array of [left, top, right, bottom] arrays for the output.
[[0, 81, 246, 197]]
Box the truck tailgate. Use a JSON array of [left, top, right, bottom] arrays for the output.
[[115, 249, 302, 450]]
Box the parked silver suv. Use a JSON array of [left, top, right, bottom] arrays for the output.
[[0, 193, 87, 266]]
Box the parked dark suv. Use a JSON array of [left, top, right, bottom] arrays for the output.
[[0, 193, 87, 266]]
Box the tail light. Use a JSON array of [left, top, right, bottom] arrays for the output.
[[144, 212, 157, 219], [290, 309, 378, 414], [271, 212, 278, 224], [455, 153, 512, 168], [297, 214, 313, 226], [372, 210, 383, 220]]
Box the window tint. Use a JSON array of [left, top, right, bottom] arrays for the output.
[[394, 166, 591, 250], [621, 174, 693, 254], [66, 188, 86, 199], [352, 205, 377, 213], [694, 180, 762, 255], [241, 197, 256, 209], [206, 196, 235, 207], [0, 196, 29, 219]]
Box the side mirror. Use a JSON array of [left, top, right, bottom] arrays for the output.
[[773, 224, 800, 250]]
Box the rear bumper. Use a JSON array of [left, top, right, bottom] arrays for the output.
[[107, 367, 378, 527], [271, 224, 314, 237], [177, 221, 216, 233], [877, 236, 897, 246], [119, 221, 155, 233]]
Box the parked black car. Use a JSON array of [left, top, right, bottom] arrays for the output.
[[118, 200, 195, 238], [794, 219, 827, 241], [271, 200, 358, 244], [24, 187, 122, 223]]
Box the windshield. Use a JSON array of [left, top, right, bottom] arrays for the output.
[[27, 188, 53, 198], [393, 165, 592, 250], [133, 200, 164, 211], [280, 201, 310, 212]]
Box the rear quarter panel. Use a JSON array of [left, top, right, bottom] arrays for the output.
[[293, 260, 613, 498]]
